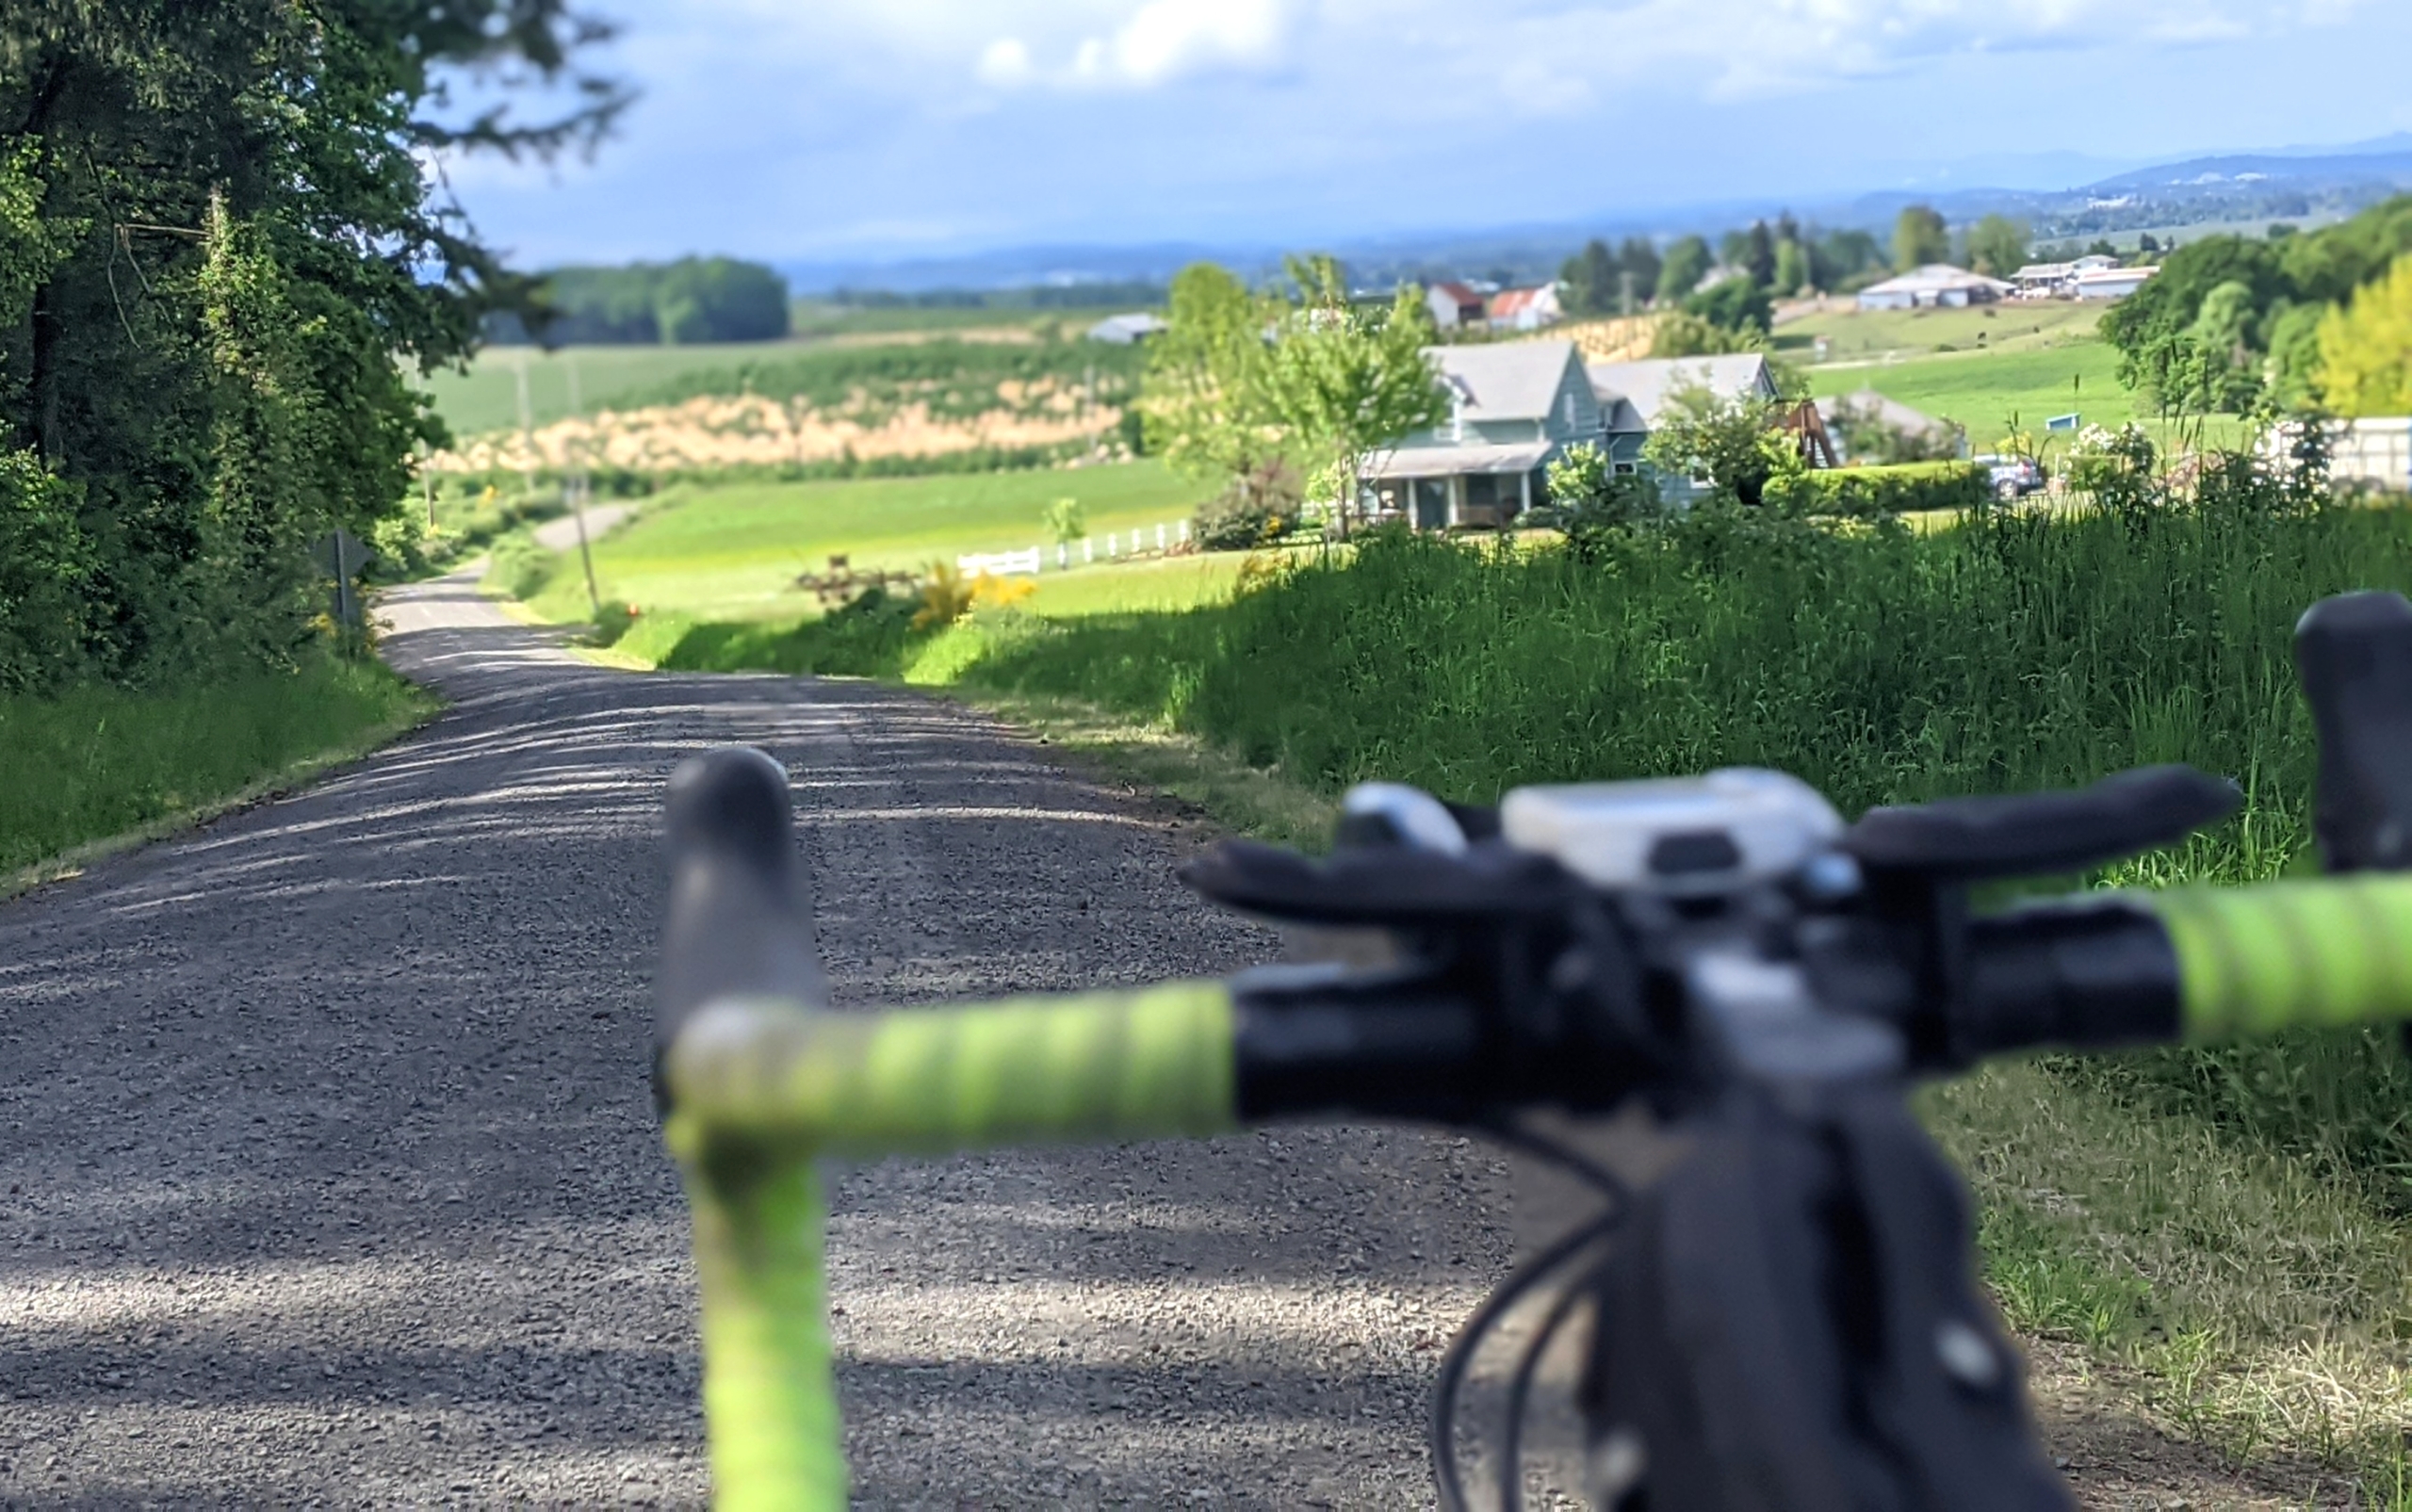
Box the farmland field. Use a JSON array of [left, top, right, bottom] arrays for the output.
[[524, 460, 1209, 622], [1778, 300, 2106, 362]]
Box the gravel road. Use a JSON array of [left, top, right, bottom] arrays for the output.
[[0, 573, 1513, 1507]]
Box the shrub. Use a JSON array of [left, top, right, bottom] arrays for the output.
[[485, 535, 562, 600], [1763, 462, 1989, 519], [1194, 463, 1302, 551]]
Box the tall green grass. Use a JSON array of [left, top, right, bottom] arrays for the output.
[[657, 486, 2412, 1191], [0, 658, 432, 876]]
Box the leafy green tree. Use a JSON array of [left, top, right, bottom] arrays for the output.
[[1964, 215, 2029, 278], [2, 1, 624, 685], [1650, 312, 1762, 359], [1684, 278, 1773, 336], [2263, 301, 2329, 410], [1813, 229, 1884, 288], [1642, 383, 1793, 508], [1657, 236, 1712, 304], [1139, 263, 1281, 503], [1772, 238, 1811, 298], [2317, 252, 2412, 417], [1561, 239, 1619, 317], [1894, 205, 1951, 270], [534, 258, 790, 345], [1257, 258, 1446, 541], [2099, 236, 2290, 408], [1618, 238, 1662, 309], [1041, 497, 1087, 545], [1743, 221, 1778, 288], [1539, 441, 1661, 559]]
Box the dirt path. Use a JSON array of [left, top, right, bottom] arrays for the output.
[[0, 574, 2347, 1507]]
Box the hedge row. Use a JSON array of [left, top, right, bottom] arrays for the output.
[[1765, 461, 1990, 519]]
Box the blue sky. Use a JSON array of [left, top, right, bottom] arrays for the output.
[[437, 0, 2412, 268]]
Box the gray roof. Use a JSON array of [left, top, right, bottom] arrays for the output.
[[1857, 264, 2014, 298], [1086, 312, 1168, 344], [1364, 439, 1556, 480], [1587, 354, 1773, 431], [1426, 340, 1579, 423], [1814, 389, 1957, 439]]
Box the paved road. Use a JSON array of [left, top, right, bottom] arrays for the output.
[[0, 575, 1510, 1506], [530, 503, 637, 555]]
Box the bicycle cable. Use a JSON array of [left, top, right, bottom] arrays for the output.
[[1433, 1117, 1633, 1512]]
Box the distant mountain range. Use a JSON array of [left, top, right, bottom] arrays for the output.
[[777, 134, 2412, 298]]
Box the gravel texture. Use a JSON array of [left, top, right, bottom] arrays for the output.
[[0, 573, 1512, 1508]]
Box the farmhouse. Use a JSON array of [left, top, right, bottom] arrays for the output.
[[1361, 340, 1601, 528], [1425, 282, 1488, 330], [1856, 264, 2014, 311], [2011, 254, 2126, 299], [1487, 285, 1566, 331]]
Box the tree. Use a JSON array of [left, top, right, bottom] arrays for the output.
[[1138, 262, 1281, 503], [1651, 312, 1762, 359], [531, 259, 790, 345], [1684, 278, 1773, 336], [2, 2, 627, 686], [1814, 230, 1884, 288], [1257, 257, 1447, 541], [1773, 238, 1811, 298], [1964, 215, 2030, 278], [1658, 236, 1712, 303], [1743, 221, 1778, 288], [1041, 497, 1087, 545], [2099, 236, 2290, 407], [2317, 252, 2412, 417], [1894, 205, 1951, 270], [1562, 239, 1619, 317], [1618, 238, 1662, 309], [1642, 383, 1792, 508]]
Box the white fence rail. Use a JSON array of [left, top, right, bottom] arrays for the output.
[[954, 546, 1043, 577]]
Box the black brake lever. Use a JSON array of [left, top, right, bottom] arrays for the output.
[[1840, 764, 2238, 882], [2296, 591, 2412, 873]]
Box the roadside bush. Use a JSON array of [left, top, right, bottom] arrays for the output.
[[486, 535, 562, 600], [1763, 461, 1989, 519], [0, 449, 94, 692], [1194, 466, 1301, 551]]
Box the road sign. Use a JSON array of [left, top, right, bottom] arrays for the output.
[[2045, 413, 2081, 432], [314, 528, 375, 626]]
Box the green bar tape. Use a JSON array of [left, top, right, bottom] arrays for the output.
[[2147, 874, 2412, 1040], [683, 1157, 845, 1511], [665, 980, 1238, 1159]]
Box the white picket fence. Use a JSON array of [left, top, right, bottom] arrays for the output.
[[954, 521, 1193, 577]]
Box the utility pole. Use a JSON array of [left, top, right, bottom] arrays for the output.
[[565, 351, 601, 617], [513, 351, 537, 507]]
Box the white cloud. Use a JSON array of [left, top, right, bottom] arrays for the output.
[[981, 0, 1298, 89]]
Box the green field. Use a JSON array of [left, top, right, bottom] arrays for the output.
[[424, 342, 820, 436], [526, 460, 1211, 622], [1808, 341, 2136, 448], [1778, 301, 2105, 363], [789, 301, 1136, 339]]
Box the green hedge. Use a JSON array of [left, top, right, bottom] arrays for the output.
[[1765, 461, 1989, 519]]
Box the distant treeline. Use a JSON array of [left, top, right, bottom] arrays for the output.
[[491, 257, 792, 346], [818, 280, 1168, 310]]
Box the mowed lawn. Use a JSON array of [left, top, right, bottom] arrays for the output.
[[1806, 339, 2135, 448], [530, 461, 1212, 621]]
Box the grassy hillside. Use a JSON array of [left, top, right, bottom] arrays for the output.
[[525, 460, 1210, 623], [1778, 301, 2105, 362], [425, 343, 813, 436]]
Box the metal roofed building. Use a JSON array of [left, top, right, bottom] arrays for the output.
[[2074, 266, 2158, 301], [1855, 264, 2014, 311], [1085, 312, 1169, 345]]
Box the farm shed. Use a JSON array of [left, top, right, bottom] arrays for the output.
[[1086, 313, 1169, 344], [1856, 264, 2014, 311]]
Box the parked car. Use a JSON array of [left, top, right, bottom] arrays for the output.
[[1973, 453, 2045, 501]]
